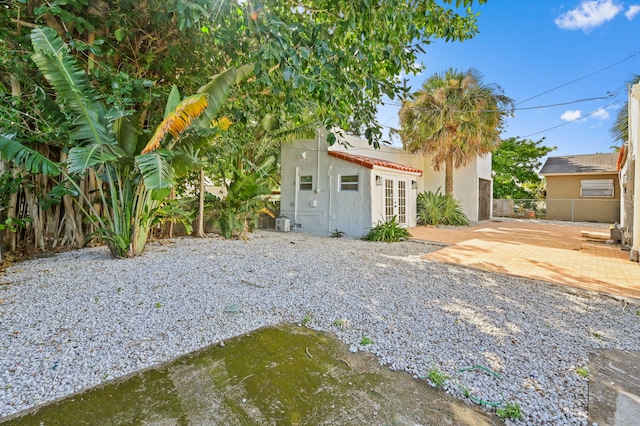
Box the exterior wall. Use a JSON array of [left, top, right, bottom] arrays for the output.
[[620, 147, 634, 231], [545, 173, 620, 223], [326, 131, 490, 222], [418, 154, 490, 222], [280, 137, 331, 235], [328, 132, 425, 173], [281, 132, 421, 236], [326, 158, 373, 237], [281, 130, 484, 235], [629, 83, 640, 260]]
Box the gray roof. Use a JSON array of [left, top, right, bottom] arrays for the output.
[[539, 153, 618, 175]]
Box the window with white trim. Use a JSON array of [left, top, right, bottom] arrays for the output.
[[299, 175, 313, 191], [580, 179, 614, 197], [340, 175, 359, 191]]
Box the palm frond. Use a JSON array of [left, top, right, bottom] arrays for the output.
[[0, 134, 61, 176], [67, 144, 126, 175], [30, 27, 112, 146], [197, 65, 254, 127], [112, 114, 141, 156], [164, 85, 181, 119], [135, 150, 175, 189], [171, 151, 203, 178], [141, 93, 209, 154]]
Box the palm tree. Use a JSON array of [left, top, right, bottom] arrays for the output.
[[611, 74, 640, 144], [398, 68, 513, 195], [0, 27, 251, 257]]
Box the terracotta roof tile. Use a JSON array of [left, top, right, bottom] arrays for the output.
[[328, 151, 423, 176]]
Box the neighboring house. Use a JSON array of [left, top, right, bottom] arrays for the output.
[[279, 129, 493, 237], [539, 153, 620, 223], [621, 83, 640, 262]]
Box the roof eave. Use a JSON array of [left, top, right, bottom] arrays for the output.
[[540, 171, 618, 176], [371, 165, 423, 177]]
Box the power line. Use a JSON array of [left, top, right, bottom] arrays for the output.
[[516, 50, 639, 105], [519, 98, 622, 138], [380, 92, 617, 113], [380, 50, 638, 111]]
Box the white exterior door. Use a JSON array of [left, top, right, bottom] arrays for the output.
[[384, 177, 408, 225]]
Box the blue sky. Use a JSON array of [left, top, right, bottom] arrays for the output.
[[377, 0, 640, 158]]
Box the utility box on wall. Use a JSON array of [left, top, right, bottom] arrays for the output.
[[275, 217, 291, 232]]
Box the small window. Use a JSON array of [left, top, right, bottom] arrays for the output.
[[299, 175, 313, 191], [580, 179, 614, 198], [340, 175, 359, 191]]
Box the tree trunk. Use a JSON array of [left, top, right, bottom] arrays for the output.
[[168, 187, 175, 238], [444, 153, 454, 196], [59, 152, 84, 248], [23, 181, 45, 251], [195, 168, 206, 238]]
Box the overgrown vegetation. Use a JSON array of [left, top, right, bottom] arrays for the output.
[[0, 0, 489, 258], [362, 216, 411, 242], [417, 190, 469, 226], [1, 28, 247, 257]]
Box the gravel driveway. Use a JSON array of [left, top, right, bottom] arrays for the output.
[[1, 231, 639, 425]]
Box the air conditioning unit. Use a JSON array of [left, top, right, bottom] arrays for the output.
[[275, 217, 290, 232]]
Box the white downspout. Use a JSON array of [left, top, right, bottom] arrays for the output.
[[631, 84, 640, 261], [632, 148, 640, 261], [294, 166, 299, 228], [327, 165, 333, 233]]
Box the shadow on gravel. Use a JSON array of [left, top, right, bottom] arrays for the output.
[[2, 323, 501, 425]]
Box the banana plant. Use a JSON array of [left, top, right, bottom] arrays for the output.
[[0, 27, 252, 257], [215, 155, 276, 239]]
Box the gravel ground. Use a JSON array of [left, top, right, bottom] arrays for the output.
[[1, 231, 639, 425]]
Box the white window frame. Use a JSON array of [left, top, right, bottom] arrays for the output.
[[580, 179, 614, 198], [339, 174, 359, 191], [299, 175, 313, 191]]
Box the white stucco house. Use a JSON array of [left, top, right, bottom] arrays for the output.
[[279, 129, 493, 237], [619, 83, 640, 262]]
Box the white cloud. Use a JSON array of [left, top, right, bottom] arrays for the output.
[[592, 107, 610, 119], [626, 5, 640, 19], [561, 110, 583, 121], [555, 0, 623, 31]]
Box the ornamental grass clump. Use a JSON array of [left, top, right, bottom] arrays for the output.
[[362, 216, 411, 242], [417, 189, 469, 226]]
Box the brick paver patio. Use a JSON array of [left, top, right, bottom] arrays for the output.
[[409, 219, 640, 301]]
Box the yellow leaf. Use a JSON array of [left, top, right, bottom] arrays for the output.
[[141, 94, 209, 154], [217, 116, 232, 131]]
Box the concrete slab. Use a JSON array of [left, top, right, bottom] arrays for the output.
[[589, 350, 640, 426], [0, 323, 502, 425]]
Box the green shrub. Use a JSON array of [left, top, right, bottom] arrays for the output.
[[496, 402, 523, 420], [425, 367, 448, 388], [417, 189, 469, 226], [362, 216, 411, 242]]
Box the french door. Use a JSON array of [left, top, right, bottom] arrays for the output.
[[384, 177, 407, 225]]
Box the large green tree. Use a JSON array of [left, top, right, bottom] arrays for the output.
[[398, 68, 513, 195], [492, 137, 556, 199], [0, 0, 489, 255]]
